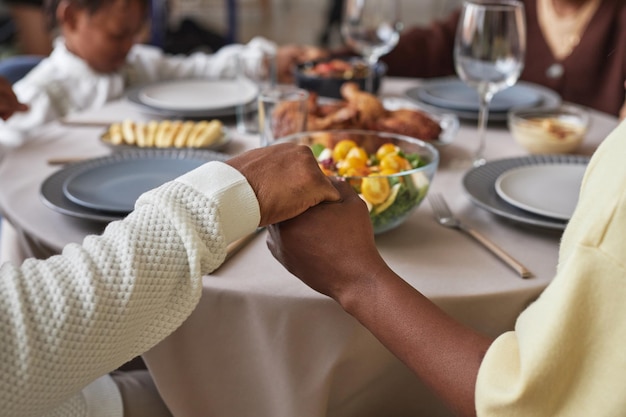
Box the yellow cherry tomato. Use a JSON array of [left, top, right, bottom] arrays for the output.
[[361, 175, 391, 205], [337, 155, 367, 176], [345, 146, 368, 164], [379, 168, 399, 176], [379, 153, 411, 173], [332, 139, 358, 162], [344, 164, 371, 177], [376, 143, 400, 161], [373, 183, 402, 214]]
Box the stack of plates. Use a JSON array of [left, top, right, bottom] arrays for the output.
[[462, 155, 589, 230], [40, 149, 227, 222], [127, 78, 259, 118], [405, 77, 561, 121]]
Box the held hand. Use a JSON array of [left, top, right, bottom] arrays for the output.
[[267, 179, 389, 302], [226, 143, 341, 226], [0, 77, 28, 120]]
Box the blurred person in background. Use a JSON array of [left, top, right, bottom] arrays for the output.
[[0, 76, 26, 164], [3, 0, 52, 55], [318, 0, 345, 47], [0, 0, 325, 148], [377, 0, 625, 118]]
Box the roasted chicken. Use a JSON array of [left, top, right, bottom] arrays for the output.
[[273, 82, 442, 141]]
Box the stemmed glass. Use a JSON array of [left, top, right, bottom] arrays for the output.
[[454, 0, 526, 167], [341, 0, 402, 93]]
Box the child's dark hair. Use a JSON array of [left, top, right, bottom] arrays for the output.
[[44, 0, 150, 30]]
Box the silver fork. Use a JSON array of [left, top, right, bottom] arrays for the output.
[[428, 193, 533, 278]]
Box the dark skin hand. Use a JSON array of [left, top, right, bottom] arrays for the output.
[[0, 77, 28, 120], [226, 143, 341, 226], [267, 180, 493, 417]]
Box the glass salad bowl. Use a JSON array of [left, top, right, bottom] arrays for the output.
[[276, 129, 439, 234]]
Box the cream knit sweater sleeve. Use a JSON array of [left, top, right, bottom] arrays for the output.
[[0, 161, 260, 417]]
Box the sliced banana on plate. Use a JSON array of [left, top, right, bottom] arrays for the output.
[[102, 119, 226, 149]]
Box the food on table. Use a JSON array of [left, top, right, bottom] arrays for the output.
[[513, 117, 585, 144], [313, 137, 431, 231], [273, 82, 443, 141], [301, 59, 370, 79], [264, 100, 309, 140], [374, 109, 443, 144], [338, 82, 387, 124], [102, 119, 224, 148], [295, 58, 386, 98], [508, 105, 589, 154]]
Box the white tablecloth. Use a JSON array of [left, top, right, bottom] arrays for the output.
[[0, 78, 620, 417]]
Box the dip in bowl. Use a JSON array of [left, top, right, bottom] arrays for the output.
[[508, 105, 590, 154]]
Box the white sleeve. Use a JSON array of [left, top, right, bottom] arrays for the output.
[[130, 37, 278, 80], [0, 161, 260, 417], [0, 85, 61, 148]]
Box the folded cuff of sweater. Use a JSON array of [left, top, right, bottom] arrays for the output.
[[175, 161, 260, 244]]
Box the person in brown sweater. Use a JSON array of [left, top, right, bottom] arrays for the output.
[[380, 0, 626, 118]]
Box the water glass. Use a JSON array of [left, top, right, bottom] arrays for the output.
[[341, 0, 402, 93], [258, 86, 309, 147], [454, 0, 526, 167], [236, 49, 277, 134]]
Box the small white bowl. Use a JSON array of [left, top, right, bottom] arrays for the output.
[[508, 105, 590, 154]]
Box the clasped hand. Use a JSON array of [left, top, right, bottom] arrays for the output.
[[267, 179, 389, 304], [226, 142, 340, 226], [228, 142, 387, 302]]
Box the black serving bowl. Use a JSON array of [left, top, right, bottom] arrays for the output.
[[294, 57, 387, 99]]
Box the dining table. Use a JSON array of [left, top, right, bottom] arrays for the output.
[[0, 77, 620, 417]]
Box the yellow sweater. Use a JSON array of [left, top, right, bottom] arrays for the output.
[[476, 119, 626, 415]]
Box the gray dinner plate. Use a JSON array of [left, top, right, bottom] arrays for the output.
[[462, 154, 589, 230], [405, 77, 562, 121], [127, 80, 257, 119], [413, 78, 543, 112], [40, 149, 227, 222]]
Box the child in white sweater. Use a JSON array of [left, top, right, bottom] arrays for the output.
[[0, 0, 323, 147]]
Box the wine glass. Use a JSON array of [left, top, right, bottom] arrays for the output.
[[454, 0, 526, 167], [341, 0, 403, 93]]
